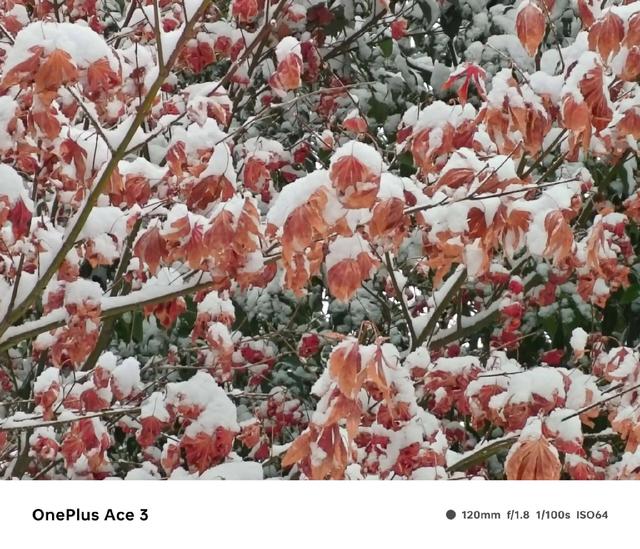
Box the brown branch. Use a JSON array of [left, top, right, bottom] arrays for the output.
[[324, 9, 387, 61], [0, 277, 215, 352], [446, 436, 517, 474], [0, 407, 141, 432], [152, 0, 164, 69], [446, 432, 620, 475], [385, 252, 416, 347], [80, 218, 143, 372], [64, 85, 115, 154], [0, 0, 213, 340], [561, 381, 640, 422], [414, 266, 467, 349]]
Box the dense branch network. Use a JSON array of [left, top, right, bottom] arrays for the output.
[[0, 0, 639, 480]]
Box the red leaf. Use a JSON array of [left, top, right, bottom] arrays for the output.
[[134, 226, 168, 274], [329, 341, 362, 398], [516, 1, 546, 57], [231, 0, 259, 23], [390, 18, 408, 40], [588, 12, 624, 61], [35, 49, 78, 93], [270, 54, 302, 92], [506, 435, 562, 480], [86, 57, 120, 97], [9, 198, 32, 240], [329, 155, 380, 209]]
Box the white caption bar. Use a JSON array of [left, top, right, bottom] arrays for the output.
[[2, 481, 632, 548]]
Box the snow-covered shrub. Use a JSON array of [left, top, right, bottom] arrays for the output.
[[0, 0, 638, 480]]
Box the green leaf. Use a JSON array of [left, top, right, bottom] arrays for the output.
[[132, 311, 144, 344], [378, 37, 393, 58], [619, 285, 640, 305], [114, 426, 126, 445], [397, 151, 416, 176], [317, 147, 331, 166], [369, 97, 388, 124], [126, 436, 140, 456], [541, 313, 558, 340], [602, 304, 618, 335], [114, 317, 131, 343]]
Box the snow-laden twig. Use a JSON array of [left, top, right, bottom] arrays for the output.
[[429, 301, 501, 349], [403, 177, 580, 215], [0, 274, 215, 352], [413, 265, 467, 349], [64, 85, 115, 153], [0, 407, 141, 431], [385, 252, 416, 348], [446, 435, 518, 474], [560, 381, 640, 422], [447, 431, 620, 475]]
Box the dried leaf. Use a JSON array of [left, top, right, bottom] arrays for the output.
[[588, 12, 624, 61], [329, 341, 362, 399], [516, 1, 546, 57], [543, 210, 574, 264], [329, 155, 380, 209], [506, 436, 562, 480], [86, 57, 120, 97], [281, 429, 312, 468], [134, 226, 168, 274], [35, 49, 78, 92]]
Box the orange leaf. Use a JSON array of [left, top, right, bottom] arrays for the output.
[[561, 94, 592, 153], [281, 187, 330, 261], [588, 12, 624, 61], [234, 199, 261, 256], [369, 198, 405, 240], [275, 54, 302, 91], [562, 95, 590, 131], [281, 429, 312, 468], [578, 66, 613, 132], [516, 1, 546, 57], [59, 138, 87, 183], [324, 394, 362, 441], [32, 106, 61, 140], [543, 210, 574, 264], [497, 206, 531, 251], [467, 207, 489, 241], [311, 424, 348, 479], [585, 221, 605, 273], [86, 57, 120, 97], [1, 45, 43, 89], [243, 156, 270, 192], [437, 168, 476, 191], [182, 221, 207, 268], [35, 49, 78, 93], [329, 155, 380, 209], [327, 258, 366, 302], [619, 45, 640, 82], [134, 226, 168, 274], [363, 345, 391, 406], [329, 341, 362, 399], [506, 436, 562, 480]]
